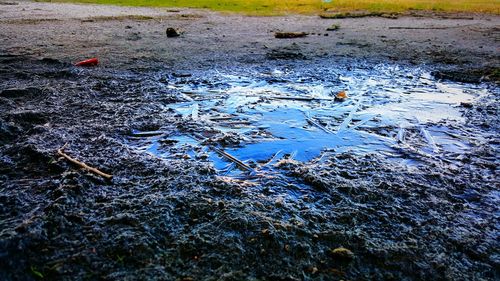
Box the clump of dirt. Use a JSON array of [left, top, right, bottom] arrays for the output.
[[319, 11, 399, 19], [267, 44, 307, 60], [0, 18, 61, 25], [83, 15, 156, 22], [433, 67, 500, 84]]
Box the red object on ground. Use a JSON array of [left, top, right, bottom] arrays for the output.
[[75, 58, 99, 67]]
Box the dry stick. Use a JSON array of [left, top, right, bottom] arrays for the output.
[[275, 32, 308, 39], [191, 103, 199, 120], [219, 120, 253, 126], [189, 133, 254, 172], [440, 16, 474, 20], [443, 130, 467, 141], [388, 26, 451, 30], [129, 131, 165, 137], [261, 150, 283, 167], [397, 127, 406, 143], [306, 116, 336, 134], [209, 116, 235, 121], [270, 95, 335, 101], [337, 103, 360, 133], [210, 145, 254, 172], [357, 130, 396, 144], [420, 127, 439, 153], [57, 146, 113, 180], [349, 115, 375, 130]]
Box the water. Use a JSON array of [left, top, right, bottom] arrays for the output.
[[128, 63, 493, 178]]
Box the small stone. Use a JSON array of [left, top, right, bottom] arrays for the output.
[[330, 247, 355, 261], [262, 187, 272, 195], [460, 102, 473, 108], [275, 197, 284, 207], [326, 24, 340, 31], [306, 266, 319, 274], [166, 27, 180, 37]]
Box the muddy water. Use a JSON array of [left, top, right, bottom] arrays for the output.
[[128, 63, 493, 178]]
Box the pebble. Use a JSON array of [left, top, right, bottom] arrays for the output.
[[330, 247, 355, 261], [166, 27, 180, 37]]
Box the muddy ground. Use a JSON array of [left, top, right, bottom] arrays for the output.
[[0, 1, 499, 280]]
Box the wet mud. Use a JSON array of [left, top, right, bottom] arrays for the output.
[[1, 2, 500, 280], [0, 52, 498, 281]]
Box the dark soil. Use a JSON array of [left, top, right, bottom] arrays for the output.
[[0, 2, 499, 281]]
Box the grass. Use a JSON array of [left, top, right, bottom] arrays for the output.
[[322, 0, 500, 14], [39, 0, 500, 15]]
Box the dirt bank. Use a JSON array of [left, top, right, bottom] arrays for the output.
[[1, 1, 499, 75], [0, 1, 499, 280]]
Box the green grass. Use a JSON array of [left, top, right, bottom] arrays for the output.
[[322, 0, 500, 14], [40, 0, 500, 15]]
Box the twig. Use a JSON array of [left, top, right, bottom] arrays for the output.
[[209, 116, 235, 121], [420, 127, 439, 153], [388, 26, 451, 30], [261, 150, 283, 167], [129, 131, 165, 137], [305, 116, 335, 134], [356, 130, 397, 144], [219, 121, 253, 126], [443, 130, 467, 141], [269, 95, 334, 101], [439, 16, 474, 20], [336, 103, 359, 133], [57, 145, 113, 180], [397, 127, 406, 143], [191, 103, 199, 120], [275, 32, 308, 39], [190, 133, 254, 173], [210, 146, 254, 172], [350, 115, 374, 130]]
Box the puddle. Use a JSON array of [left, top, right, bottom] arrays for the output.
[[127, 63, 494, 179]]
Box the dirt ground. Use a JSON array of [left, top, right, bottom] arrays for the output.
[[0, 1, 499, 280]]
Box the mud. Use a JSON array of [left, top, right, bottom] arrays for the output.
[[1, 1, 499, 281]]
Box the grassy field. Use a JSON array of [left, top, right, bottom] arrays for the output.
[[42, 0, 500, 15]]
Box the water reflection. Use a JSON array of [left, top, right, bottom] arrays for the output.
[[129, 63, 493, 175]]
